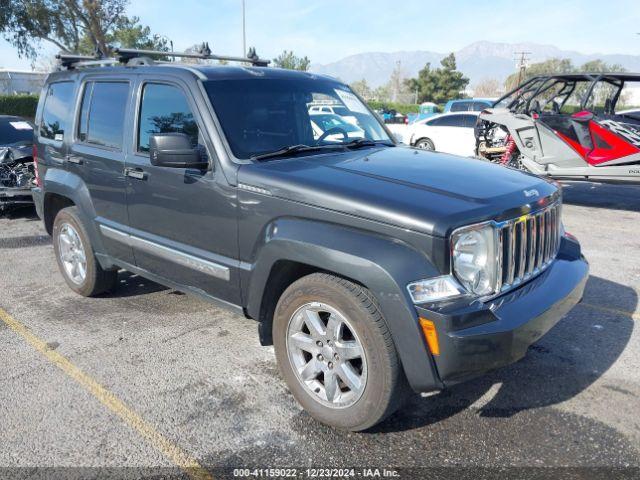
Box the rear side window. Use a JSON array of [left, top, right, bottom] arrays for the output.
[[471, 101, 491, 111], [463, 115, 478, 128], [40, 82, 75, 141], [449, 101, 472, 112], [137, 83, 198, 152], [429, 115, 465, 127], [78, 81, 129, 149]]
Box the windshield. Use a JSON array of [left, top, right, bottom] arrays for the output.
[[310, 114, 362, 132], [204, 77, 391, 159], [0, 119, 34, 146]]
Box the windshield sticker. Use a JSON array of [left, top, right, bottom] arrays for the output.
[[334, 89, 368, 114], [9, 121, 32, 130]]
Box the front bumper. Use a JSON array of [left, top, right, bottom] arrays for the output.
[[32, 186, 44, 219], [415, 235, 589, 387], [0, 186, 33, 210]]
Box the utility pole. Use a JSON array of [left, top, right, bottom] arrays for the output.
[[392, 60, 401, 102], [514, 51, 531, 87], [242, 0, 247, 56]]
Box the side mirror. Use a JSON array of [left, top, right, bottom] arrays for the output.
[[149, 133, 208, 169]]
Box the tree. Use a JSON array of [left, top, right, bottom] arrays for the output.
[[372, 84, 390, 102], [272, 50, 310, 71], [580, 59, 625, 73], [350, 79, 372, 100], [386, 61, 413, 103], [504, 58, 627, 91], [106, 16, 169, 51], [406, 53, 469, 104], [369, 63, 413, 104], [0, 0, 169, 59], [473, 78, 502, 98]]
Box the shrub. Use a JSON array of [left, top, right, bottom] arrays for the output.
[[0, 94, 39, 119], [367, 101, 420, 115]]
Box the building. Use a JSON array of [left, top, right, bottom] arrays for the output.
[[0, 69, 47, 95]]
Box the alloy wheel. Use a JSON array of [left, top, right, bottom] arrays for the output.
[[286, 302, 367, 408], [58, 223, 87, 285]]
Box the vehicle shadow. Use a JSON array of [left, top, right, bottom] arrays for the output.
[[561, 181, 640, 212], [0, 205, 39, 220], [372, 274, 635, 433], [100, 270, 169, 298]]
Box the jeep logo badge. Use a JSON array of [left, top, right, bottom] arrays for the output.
[[523, 189, 539, 198]]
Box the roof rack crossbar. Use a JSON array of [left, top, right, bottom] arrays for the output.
[[56, 53, 120, 70], [56, 43, 270, 70], [114, 43, 270, 67]]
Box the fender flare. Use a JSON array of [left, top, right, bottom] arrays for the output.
[[245, 218, 444, 392], [42, 167, 111, 266]]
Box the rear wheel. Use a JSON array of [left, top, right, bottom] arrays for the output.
[[415, 138, 435, 150], [53, 206, 118, 296], [273, 273, 408, 431]]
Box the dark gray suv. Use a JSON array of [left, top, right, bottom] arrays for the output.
[[32, 59, 589, 431]]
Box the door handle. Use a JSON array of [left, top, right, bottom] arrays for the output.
[[124, 167, 147, 180], [66, 154, 84, 165]]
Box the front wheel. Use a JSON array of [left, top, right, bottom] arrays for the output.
[[273, 273, 408, 431]]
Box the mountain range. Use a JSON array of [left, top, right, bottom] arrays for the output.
[[310, 41, 640, 88]]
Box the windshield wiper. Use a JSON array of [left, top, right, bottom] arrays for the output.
[[342, 139, 395, 149], [251, 139, 394, 161], [252, 144, 343, 161]]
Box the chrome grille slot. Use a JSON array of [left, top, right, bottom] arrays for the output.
[[498, 202, 561, 293]]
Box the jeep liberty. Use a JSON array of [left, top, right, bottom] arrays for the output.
[[32, 50, 589, 431]]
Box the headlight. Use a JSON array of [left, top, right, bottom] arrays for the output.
[[451, 223, 499, 296]]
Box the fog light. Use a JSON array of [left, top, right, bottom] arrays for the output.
[[407, 275, 464, 304]]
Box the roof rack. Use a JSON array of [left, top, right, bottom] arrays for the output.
[[57, 42, 270, 70], [115, 43, 270, 66]]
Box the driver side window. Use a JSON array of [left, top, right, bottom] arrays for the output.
[[138, 83, 199, 153]]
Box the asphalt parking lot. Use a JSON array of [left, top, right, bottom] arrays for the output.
[[1, 181, 639, 479]]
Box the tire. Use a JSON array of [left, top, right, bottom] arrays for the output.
[[273, 273, 409, 431], [415, 138, 435, 150], [52, 206, 118, 296]]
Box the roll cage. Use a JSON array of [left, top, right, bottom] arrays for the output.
[[494, 73, 640, 116]]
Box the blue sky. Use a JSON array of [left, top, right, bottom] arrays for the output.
[[1, 0, 639, 70]]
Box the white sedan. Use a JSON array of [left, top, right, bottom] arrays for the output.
[[407, 112, 479, 156]]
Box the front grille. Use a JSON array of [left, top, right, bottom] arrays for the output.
[[496, 202, 561, 293]]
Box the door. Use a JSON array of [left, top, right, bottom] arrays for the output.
[[429, 114, 476, 156], [458, 114, 479, 156], [68, 79, 135, 264], [125, 79, 241, 304]]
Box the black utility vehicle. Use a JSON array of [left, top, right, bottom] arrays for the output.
[[33, 47, 589, 431]]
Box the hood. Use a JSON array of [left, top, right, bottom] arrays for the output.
[[0, 144, 33, 164], [238, 146, 558, 237]]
